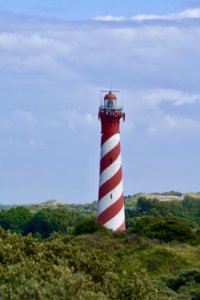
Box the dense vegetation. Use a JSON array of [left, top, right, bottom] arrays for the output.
[[1, 194, 200, 299]]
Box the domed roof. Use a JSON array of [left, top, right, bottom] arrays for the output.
[[104, 92, 117, 100]]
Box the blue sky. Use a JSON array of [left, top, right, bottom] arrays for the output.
[[0, 0, 192, 20], [0, 1, 200, 204]]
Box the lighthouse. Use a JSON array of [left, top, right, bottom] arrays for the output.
[[97, 91, 126, 232]]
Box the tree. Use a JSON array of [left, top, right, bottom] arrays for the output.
[[0, 207, 33, 234], [25, 207, 80, 238]]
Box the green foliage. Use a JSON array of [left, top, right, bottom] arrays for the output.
[[167, 269, 200, 292], [2, 225, 200, 299], [0, 207, 33, 234], [73, 216, 112, 236], [135, 197, 181, 218], [125, 195, 200, 229], [65, 201, 98, 217], [166, 269, 200, 299], [130, 216, 199, 244], [0, 228, 157, 299], [2, 195, 200, 298], [24, 207, 81, 238], [0, 259, 101, 300], [140, 248, 187, 275]]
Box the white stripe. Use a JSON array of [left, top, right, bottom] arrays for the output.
[[104, 207, 125, 231], [99, 154, 121, 187], [98, 181, 123, 215], [101, 134, 120, 159]]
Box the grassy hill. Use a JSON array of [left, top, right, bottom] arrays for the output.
[[24, 199, 64, 212], [1, 191, 199, 212]]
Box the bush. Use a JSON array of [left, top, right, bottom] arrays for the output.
[[0, 229, 156, 300], [73, 217, 112, 236], [130, 216, 199, 244], [167, 269, 200, 291]]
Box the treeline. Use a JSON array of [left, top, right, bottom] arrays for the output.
[[0, 207, 81, 238], [0, 195, 200, 243], [126, 195, 200, 228]]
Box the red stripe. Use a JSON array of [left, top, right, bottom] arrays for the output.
[[100, 142, 120, 174], [98, 167, 122, 200], [115, 220, 126, 232], [101, 133, 114, 146], [97, 194, 124, 225]]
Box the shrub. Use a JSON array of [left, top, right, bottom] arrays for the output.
[[167, 269, 200, 292], [73, 217, 112, 236], [130, 216, 199, 244]]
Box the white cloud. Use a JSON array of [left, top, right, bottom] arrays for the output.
[[147, 114, 200, 135], [132, 8, 200, 21], [0, 11, 200, 96], [94, 8, 200, 22], [122, 88, 200, 135], [94, 15, 125, 21], [134, 89, 200, 107], [0, 12, 200, 137]]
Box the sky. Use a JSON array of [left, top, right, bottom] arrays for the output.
[[0, 0, 200, 204]]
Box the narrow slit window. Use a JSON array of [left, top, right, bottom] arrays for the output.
[[110, 194, 112, 199]]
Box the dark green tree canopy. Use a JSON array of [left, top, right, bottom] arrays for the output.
[[0, 207, 33, 234]]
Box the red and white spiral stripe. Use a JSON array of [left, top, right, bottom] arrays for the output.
[[97, 133, 125, 231]]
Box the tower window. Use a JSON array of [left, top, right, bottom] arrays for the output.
[[110, 194, 112, 199], [107, 100, 113, 108]]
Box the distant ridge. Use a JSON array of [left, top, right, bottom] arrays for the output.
[[1, 192, 200, 210], [24, 199, 64, 210], [125, 192, 200, 202]]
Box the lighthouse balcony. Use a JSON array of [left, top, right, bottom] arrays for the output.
[[98, 109, 125, 121], [99, 105, 123, 113]]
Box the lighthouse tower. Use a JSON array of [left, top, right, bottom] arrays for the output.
[[97, 91, 126, 232]]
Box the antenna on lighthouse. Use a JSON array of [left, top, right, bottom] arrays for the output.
[[100, 90, 120, 93]]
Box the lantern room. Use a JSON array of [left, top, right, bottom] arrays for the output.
[[104, 91, 117, 109]]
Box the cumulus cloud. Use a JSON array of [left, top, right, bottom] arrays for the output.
[[120, 88, 200, 137], [0, 12, 200, 134], [1, 12, 200, 136]]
